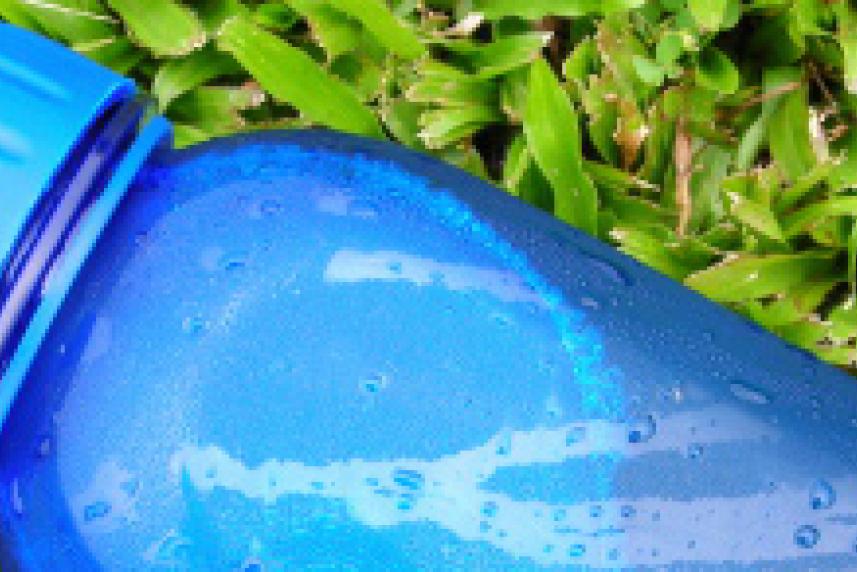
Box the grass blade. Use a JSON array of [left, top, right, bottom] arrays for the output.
[[525, 59, 598, 234], [685, 253, 835, 302], [325, 0, 424, 59], [107, 0, 205, 56], [217, 14, 382, 137], [152, 45, 241, 110]]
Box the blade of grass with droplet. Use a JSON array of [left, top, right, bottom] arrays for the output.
[[216, 14, 382, 137], [107, 0, 205, 56], [685, 253, 835, 302], [324, 0, 424, 59], [417, 105, 502, 149], [524, 59, 598, 234], [152, 45, 242, 111]]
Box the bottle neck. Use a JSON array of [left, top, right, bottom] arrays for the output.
[[0, 98, 149, 374]]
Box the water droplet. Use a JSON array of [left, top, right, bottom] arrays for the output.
[[480, 500, 499, 518], [543, 544, 554, 554], [361, 373, 389, 394], [397, 496, 415, 511], [544, 393, 563, 421], [810, 480, 836, 510], [607, 547, 620, 560], [496, 431, 512, 456], [568, 543, 586, 557], [83, 500, 111, 522], [729, 381, 771, 405], [665, 383, 685, 403], [552, 508, 567, 522], [687, 443, 704, 459], [392, 468, 424, 491], [620, 505, 636, 518], [311, 481, 325, 491], [365, 477, 379, 487], [492, 312, 513, 326], [205, 466, 217, 479], [223, 254, 248, 272], [794, 524, 820, 549], [589, 504, 603, 518], [687, 539, 697, 549], [388, 261, 403, 274], [479, 521, 491, 533], [565, 426, 586, 445], [182, 316, 205, 336], [627, 414, 657, 444]]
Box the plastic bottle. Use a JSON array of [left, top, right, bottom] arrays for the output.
[[1, 23, 856, 571]]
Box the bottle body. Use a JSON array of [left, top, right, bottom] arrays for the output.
[[1, 131, 856, 570]]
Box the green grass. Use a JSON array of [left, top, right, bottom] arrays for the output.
[[2, 0, 856, 373]]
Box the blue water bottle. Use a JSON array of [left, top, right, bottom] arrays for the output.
[[1, 23, 857, 571]]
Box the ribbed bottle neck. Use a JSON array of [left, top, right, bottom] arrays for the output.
[[0, 97, 150, 374]]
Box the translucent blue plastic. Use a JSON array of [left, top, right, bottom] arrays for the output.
[[2, 131, 857, 570]]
